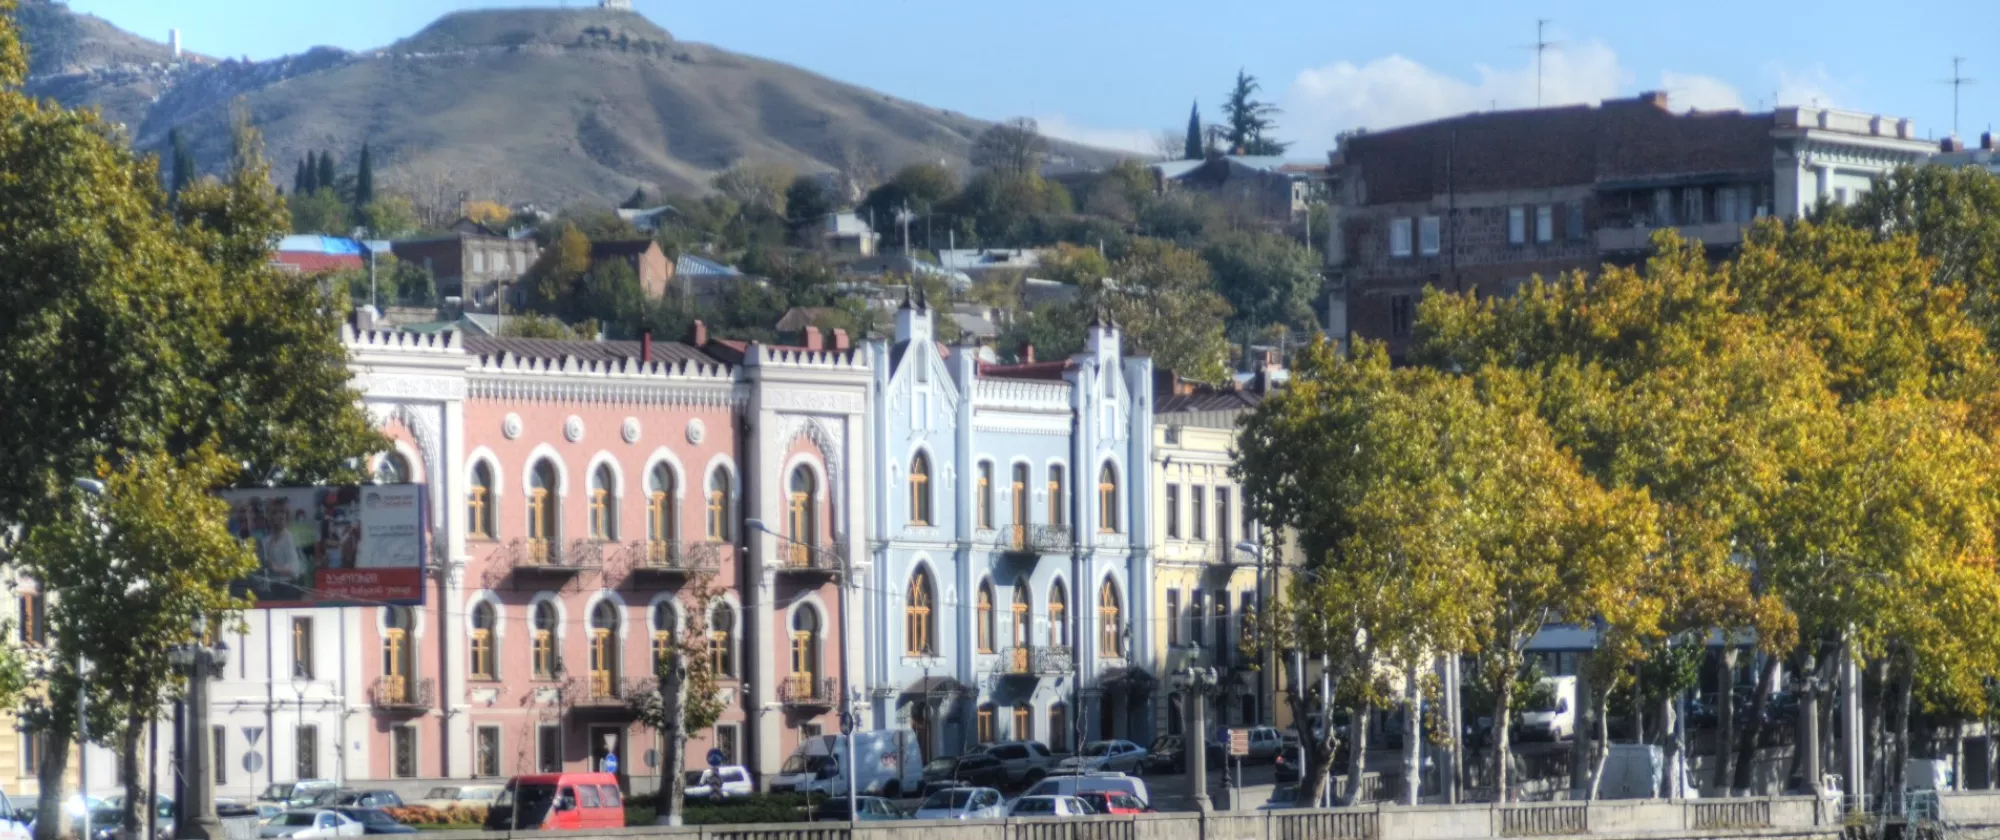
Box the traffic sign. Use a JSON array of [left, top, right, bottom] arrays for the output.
[[602, 753, 619, 775], [1228, 728, 1250, 757], [243, 752, 265, 774], [243, 726, 264, 747], [707, 748, 725, 768]]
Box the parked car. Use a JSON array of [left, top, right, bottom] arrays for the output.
[[332, 809, 415, 836], [317, 791, 403, 810], [482, 773, 625, 832], [1072, 791, 1150, 815], [1136, 736, 1176, 776], [89, 794, 175, 840], [910, 787, 1005, 821], [259, 810, 363, 839], [1023, 773, 1151, 806], [920, 754, 1009, 795], [979, 741, 1056, 788], [1007, 796, 1093, 818], [685, 765, 754, 799], [1057, 740, 1147, 774], [259, 782, 337, 810], [411, 786, 502, 810], [1219, 726, 1284, 761], [809, 796, 905, 821]]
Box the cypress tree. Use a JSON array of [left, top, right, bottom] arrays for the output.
[[317, 150, 336, 196], [168, 129, 195, 198], [293, 157, 308, 195], [301, 151, 318, 194], [1184, 100, 1203, 160], [354, 143, 375, 208]]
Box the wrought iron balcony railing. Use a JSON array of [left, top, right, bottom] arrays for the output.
[[995, 646, 1073, 677], [506, 538, 603, 575], [778, 675, 838, 708], [994, 524, 1072, 556], [628, 540, 722, 577], [775, 541, 844, 574], [369, 676, 435, 711]]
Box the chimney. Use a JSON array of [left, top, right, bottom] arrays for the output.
[[640, 331, 652, 363], [1639, 90, 1669, 111], [831, 329, 851, 352], [687, 319, 708, 347], [803, 326, 824, 351], [1943, 136, 1965, 153], [1018, 343, 1035, 364]]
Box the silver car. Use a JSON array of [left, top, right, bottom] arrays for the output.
[[911, 787, 1005, 821], [1057, 740, 1148, 774]]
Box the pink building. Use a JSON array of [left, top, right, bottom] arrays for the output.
[[333, 320, 870, 792]]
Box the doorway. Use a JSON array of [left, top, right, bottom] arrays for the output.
[[588, 725, 627, 786]]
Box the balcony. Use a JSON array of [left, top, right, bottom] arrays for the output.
[[1595, 221, 1746, 254], [571, 674, 651, 709], [994, 524, 1071, 557], [505, 538, 604, 578], [627, 540, 721, 579], [369, 676, 435, 713], [778, 674, 838, 709], [775, 541, 844, 578], [994, 646, 1073, 678]]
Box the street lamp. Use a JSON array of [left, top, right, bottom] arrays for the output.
[[1173, 644, 1219, 813], [744, 518, 858, 824], [169, 616, 229, 840]]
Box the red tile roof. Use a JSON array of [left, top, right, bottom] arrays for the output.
[[977, 359, 1072, 381], [271, 252, 364, 274]]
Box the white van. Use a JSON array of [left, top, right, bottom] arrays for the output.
[[770, 730, 924, 798], [1518, 676, 1576, 741], [1024, 773, 1151, 806]]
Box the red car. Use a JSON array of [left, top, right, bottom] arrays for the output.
[[1073, 791, 1151, 815]]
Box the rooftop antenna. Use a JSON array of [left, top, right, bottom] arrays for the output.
[[1941, 56, 1975, 138], [1523, 18, 1560, 107]]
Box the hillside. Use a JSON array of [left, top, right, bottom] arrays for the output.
[[16, 2, 1124, 204]]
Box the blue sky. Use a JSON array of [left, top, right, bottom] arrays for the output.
[[66, 0, 1997, 158]]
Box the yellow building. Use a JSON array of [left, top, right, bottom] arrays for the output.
[[1149, 372, 1298, 740]]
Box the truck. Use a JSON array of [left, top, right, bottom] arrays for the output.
[[1517, 676, 1577, 742], [769, 730, 924, 799]]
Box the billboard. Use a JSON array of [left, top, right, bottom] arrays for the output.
[[222, 484, 428, 607]]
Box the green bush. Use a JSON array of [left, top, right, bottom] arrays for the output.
[[625, 793, 816, 826]]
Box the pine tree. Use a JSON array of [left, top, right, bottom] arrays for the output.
[[293, 158, 308, 195], [168, 129, 195, 199], [301, 151, 318, 194], [1184, 100, 1203, 160], [1222, 69, 1289, 156], [354, 143, 374, 208], [316, 150, 335, 196]]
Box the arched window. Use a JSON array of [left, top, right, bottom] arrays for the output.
[[1050, 702, 1070, 753], [648, 464, 676, 563], [709, 603, 736, 678], [1048, 580, 1068, 648], [1013, 704, 1032, 741], [1011, 464, 1030, 529], [588, 602, 619, 698], [382, 607, 413, 702], [706, 469, 733, 542], [976, 580, 994, 654], [976, 461, 994, 530], [1048, 465, 1067, 528], [1098, 580, 1122, 658], [589, 464, 617, 541], [468, 462, 496, 540], [528, 460, 559, 563], [375, 452, 410, 485], [469, 602, 496, 680], [906, 568, 936, 655], [650, 602, 677, 671], [908, 453, 933, 525], [1011, 579, 1030, 649], [788, 466, 818, 567], [531, 602, 557, 680], [790, 606, 821, 692], [1097, 463, 1119, 533], [977, 703, 996, 744]]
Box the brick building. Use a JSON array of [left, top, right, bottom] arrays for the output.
[[1323, 92, 1936, 357], [390, 219, 541, 309]]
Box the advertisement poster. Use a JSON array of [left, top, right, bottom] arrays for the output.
[[221, 484, 428, 608]]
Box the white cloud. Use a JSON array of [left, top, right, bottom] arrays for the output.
[[1035, 114, 1163, 158], [1281, 38, 1751, 155], [1768, 62, 1843, 111]]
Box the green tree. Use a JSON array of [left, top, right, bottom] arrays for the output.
[[316, 148, 335, 195], [388, 255, 435, 306], [1203, 229, 1323, 336], [360, 194, 418, 239], [628, 577, 730, 825], [289, 187, 347, 235], [352, 142, 375, 221], [1184, 100, 1204, 160], [971, 117, 1049, 176], [301, 150, 318, 194], [857, 163, 959, 240], [785, 176, 836, 225], [711, 162, 794, 217], [523, 223, 594, 317], [576, 258, 646, 332], [1834, 164, 2000, 348], [1082, 238, 1231, 382], [1221, 69, 1288, 156], [168, 128, 195, 199], [293, 156, 309, 195], [500, 311, 592, 340], [950, 171, 1072, 246], [994, 300, 1090, 362]]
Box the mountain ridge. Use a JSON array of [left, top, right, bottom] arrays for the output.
[[15, 2, 1125, 205]]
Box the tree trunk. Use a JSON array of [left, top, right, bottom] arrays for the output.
[[1953, 722, 1965, 793], [1345, 697, 1371, 806], [1715, 648, 1739, 795], [1493, 672, 1515, 803], [1570, 664, 1593, 795], [1589, 690, 1612, 801], [1888, 650, 1914, 812], [121, 705, 145, 840], [1402, 663, 1423, 805], [1985, 713, 1997, 790], [1288, 652, 1341, 809], [1799, 650, 1820, 796], [35, 728, 71, 840], [1732, 654, 1780, 794], [656, 654, 690, 826], [1867, 656, 1891, 808], [1661, 693, 1682, 798]]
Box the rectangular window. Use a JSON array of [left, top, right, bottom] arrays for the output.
[[296, 725, 319, 781], [977, 706, 995, 744], [1166, 589, 1182, 646], [1567, 202, 1587, 241], [1189, 591, 1206, 655], [1190, 487, 1206, 541], [1214, 599, 1231, 665], [1014, 705, 1032, 741], [1388, 217, 1413, 257], [1390, 295, 1414, 338], [1216, 488, 1232, 551], [1535, 205, 1554, 243], [1507, 206, 1526, 244], [477, 726, 502, 777], [801, 722, 823, 740], [977, 462, 994, 530], [1049, 705, 1068, 753], [1682, 188, 1706, 225], [16, 593, 42, 646], [1047, 467, 1066, 528], [213, 726, 227, 785], [393, 726, 417, 778], [715, 724, 741, 765], [19, 731, 41, 778], [537, 725, 561, 773], [292, 617, 314, 680], [1165, 484, 1180, 539], [1652, 189, 1673, 225], [1419, 215, 1440, 256]]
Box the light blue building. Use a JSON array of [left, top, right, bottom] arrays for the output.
[[864, 296, 1155, 762]]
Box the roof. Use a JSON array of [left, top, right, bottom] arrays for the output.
[[276, 235, 368, 255], [1156, 389, 1263, 414], [590, 240, 659, 259], [271, 252, 364, 274], [675, 254, 741, 277], [951, 312, 998, 339], [978, 360, 1072, 381], [462, 335, 714, 366], [938, 249, 1042, 271], [823, 212, 873, 236], [774, 307, 843, 332]]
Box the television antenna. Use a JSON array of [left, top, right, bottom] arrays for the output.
[[1940, 56, 1975, 139], [1520, 19, 1561, 107]]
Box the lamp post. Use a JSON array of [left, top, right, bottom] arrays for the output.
[[1174, 645, 1218, 813], [71, 479, 104, 840], [745, 519, 857, 823], [1233, 540, 1265, 727], [170, 619, 230, 840]]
